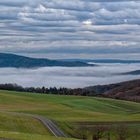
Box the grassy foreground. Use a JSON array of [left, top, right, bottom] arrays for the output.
[[0, 90, 140, 139], [0, 112, 77, 140], [0, 131, 76, 140]]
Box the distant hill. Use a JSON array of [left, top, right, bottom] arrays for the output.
[[104, 79, 140, 102], [0, 79, 139, 102], [85, 79, 140, 102], [62, 59, 140, 64], [84, 83, 121, 95], [122, 70, 140, 75], [0, 53, 94, 68]]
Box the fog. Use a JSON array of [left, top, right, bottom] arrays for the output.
[[0, 63, 140, 88]]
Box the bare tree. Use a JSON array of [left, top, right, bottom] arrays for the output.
[[116, 125, 128, 140]]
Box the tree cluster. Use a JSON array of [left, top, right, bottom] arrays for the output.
[[0, 83, 98, 96]]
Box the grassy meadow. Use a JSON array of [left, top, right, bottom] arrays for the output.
[[0, 90, 140, 139]]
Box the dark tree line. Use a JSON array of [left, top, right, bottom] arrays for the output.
[[0, 83, 100, 96], [79, 124, 140, 140]]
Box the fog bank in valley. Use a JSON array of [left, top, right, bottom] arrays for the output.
[[0, 63, 140, 88]]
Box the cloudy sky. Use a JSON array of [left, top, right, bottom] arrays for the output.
[[0, 0, 140, 59]]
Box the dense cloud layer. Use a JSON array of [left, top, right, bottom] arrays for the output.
[[0, 0, 140, 58], [0, 63, 140, 88]]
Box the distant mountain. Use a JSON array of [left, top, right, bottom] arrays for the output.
[[122, 70, 140, 75], [85, 79, 140, 102], [62, 59, 140, 64], [0, 53, 94, 68]]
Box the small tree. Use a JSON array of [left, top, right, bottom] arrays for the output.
[[116, 125, 128, 140], [90, 125, 107, 140]]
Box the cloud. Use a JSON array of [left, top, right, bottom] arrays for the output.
[[0, 64, 140, 88], [0, 0, 140, 58]]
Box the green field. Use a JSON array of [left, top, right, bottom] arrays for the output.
[[0, 90, 140, 140]]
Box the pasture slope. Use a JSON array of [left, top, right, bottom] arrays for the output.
[[0, 90, 140, 140]]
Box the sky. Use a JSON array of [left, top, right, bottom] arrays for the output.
[[0, 0, 140, 59]]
